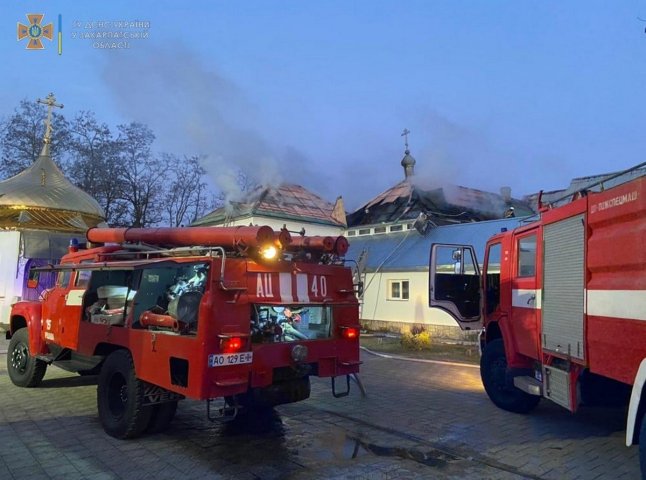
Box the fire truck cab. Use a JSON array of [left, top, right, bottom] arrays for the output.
[[429, 165, 646, 474], [6, 226, 361, 439]]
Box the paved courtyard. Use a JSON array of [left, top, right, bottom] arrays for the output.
[[0, 340, 638, 479]]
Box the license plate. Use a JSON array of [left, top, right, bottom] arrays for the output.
[[208, 352, 253, 367]]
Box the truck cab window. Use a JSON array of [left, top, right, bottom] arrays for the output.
[[433, 246, 480, 318], [84, 270, 134, 327], [56, 270, 71, 287], [75, 270, 92, 288], [517, 234, 537, 277], [485, 243, 501, 315]]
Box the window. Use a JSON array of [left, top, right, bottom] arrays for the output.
[[75, 270, 92, 288], [347, 230, 356, 237], [430, 245, 480, 318], [250, 304, 333, 343], [485, 243, 502, 314], [517, 234, 537, 277], [132, 262, 209, 333], [374, 226, 386, 234], [390, 225, 403, 232], [358, 228, 370, 235], [56, 270, 71, 287], [433, 246, 478, 275], [388, 280, 409, 300]]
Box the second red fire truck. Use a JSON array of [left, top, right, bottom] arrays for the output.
[[6, 225, 361, 439], [429, 164, 646, 474]]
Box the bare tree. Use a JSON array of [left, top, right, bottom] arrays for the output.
[[0, 99, 70, 178], [159, 154, 213, 226], [213, 169, 261, 208], [0, 99, 223, 228], [116, 122, 166, 227], [236, 169, 260, 194], [68, 111, 128, 225]]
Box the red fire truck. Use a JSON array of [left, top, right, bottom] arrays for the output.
[[6, 226, 361, 439], [429, 165, 646, 473]]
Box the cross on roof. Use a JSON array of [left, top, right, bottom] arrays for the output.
[[37, 93, 64, 144], [401, 128, 410, 151]]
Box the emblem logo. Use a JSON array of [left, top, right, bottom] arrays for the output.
[[17, 14, 53, 50]]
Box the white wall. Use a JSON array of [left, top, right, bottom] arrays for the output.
[[0, 231, 22, 325], [222, 215, 345, 237], [359, 270, 458, 327]]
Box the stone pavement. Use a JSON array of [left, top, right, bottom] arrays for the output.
[[0, 342, 639, 479]]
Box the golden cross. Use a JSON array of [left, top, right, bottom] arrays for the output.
[[36, 93, 64, 144], [401, 128, 410, 151]]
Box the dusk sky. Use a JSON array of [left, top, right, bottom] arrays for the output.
[[2, 1, 645, 210]]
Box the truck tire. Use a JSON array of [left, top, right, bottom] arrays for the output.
[[97, 350, 152, 439], [146, 401, 178, 434], [480, 339, 540, 414], [7, 328, 47, 388]]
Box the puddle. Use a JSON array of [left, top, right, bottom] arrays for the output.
[[346, 436, 459, 467], [198, 407, 460, 471], [292, 430, 459, 469]]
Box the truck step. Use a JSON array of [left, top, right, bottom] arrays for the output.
[[35, 354, 54, 364], [513, 376, 542, 396]]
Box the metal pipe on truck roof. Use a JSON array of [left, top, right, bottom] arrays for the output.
[[86, 226, 276, 249], [288, 235, 349, 255]]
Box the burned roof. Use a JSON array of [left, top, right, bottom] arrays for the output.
[[348, 180, 534, 228], [193, 183, 346, 227]]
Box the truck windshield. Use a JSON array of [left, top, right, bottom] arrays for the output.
[[251, 304, 333, 343]]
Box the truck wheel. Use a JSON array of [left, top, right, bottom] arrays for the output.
[[146, 401, 178, 434], [97, 350, 152, 439], [480, 339, 540, 414], [7, 328, 47, 388]]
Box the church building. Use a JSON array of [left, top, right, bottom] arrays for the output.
[[345, 131, 533, 337]]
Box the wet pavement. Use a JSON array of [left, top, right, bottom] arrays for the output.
[[0, 337, 639, 479]]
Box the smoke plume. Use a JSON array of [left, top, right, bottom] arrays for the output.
[[102, 43, 318, 204]]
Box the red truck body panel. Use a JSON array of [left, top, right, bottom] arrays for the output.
[[11, 229, 360, 403], [585, 177, 646, 385], [488, 175, 646, 385]]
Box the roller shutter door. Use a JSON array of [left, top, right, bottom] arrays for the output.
[[542, 214, 585, 359]]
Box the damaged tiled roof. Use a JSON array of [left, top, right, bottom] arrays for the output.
[[192, 183, 346, 227], [348, 180, 534, 227]]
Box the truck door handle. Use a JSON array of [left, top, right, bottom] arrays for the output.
[[527, 295, 535, 305]]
